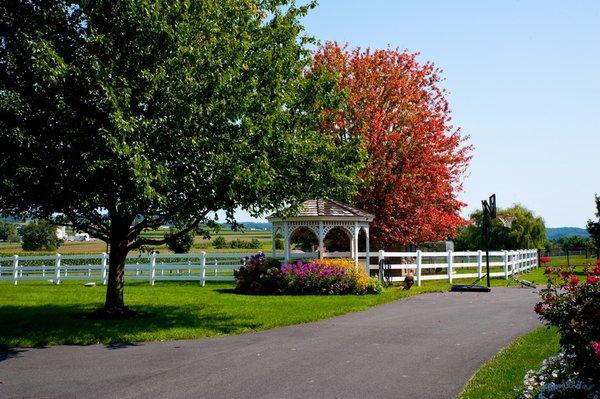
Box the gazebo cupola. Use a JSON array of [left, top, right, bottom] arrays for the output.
[[267, 199, 374, 267]]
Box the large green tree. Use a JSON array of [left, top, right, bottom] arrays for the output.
[[587, 195, 600, 256], [0, 0, 364, 313], [453, 205, 546, 251]]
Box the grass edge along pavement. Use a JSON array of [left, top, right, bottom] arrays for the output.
[[456, 326, 560, 399]]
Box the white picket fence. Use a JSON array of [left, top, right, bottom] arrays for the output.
[[0, 249, 538, 286], [370, 249, 539, 286]]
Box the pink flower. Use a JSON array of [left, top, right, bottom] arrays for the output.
[[540, 257, 552, 264], [587, 275, 599, 285], [591, 342, 600, 358], [593, 265, 600, 275]]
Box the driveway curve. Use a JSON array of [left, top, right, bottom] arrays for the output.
[[0, 287, 540, 399]]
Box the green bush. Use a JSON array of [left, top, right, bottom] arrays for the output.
[[164, 228, 195, 253], [212, 236, 227, 249], [0, 221, 19, 242], [212, 236, 262, 249], [274, 238, 283, 250], [21, 220, 61, 251]]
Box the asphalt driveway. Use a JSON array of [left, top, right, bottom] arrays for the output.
[[0, 287, 541, 399]]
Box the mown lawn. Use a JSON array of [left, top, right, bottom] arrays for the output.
[[0, 280, 454, 348], [457, 326, 560, 399]]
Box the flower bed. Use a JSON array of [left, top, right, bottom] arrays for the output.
[[517, 264, 600, 398], [234, 253, 382, 295]]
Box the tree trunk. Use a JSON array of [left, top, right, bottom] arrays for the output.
[[104, 215, 131, 312]]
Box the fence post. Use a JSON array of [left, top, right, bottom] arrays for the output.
[[188, 260, 191, 275], [504, 250, 509, 279], [378, 250, 385, 278], [477, 250, 482, 280], [214, 259, 218, 276], [447, 250, 453, 283], [12, 255, 19, 285], [54, 253, 61, 285], [149, 252, 156, 286], [101, 253, 108, 285], [416, 250, 422, 287], [201, 251, 206, 287]]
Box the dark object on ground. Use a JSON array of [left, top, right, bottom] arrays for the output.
[[403, 274, 414, 290], [511, 278, 535, 288], [451, 284, 491, 292]]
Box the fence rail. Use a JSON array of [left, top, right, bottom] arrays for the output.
[[370, 249, 538, 286], [0, 249, 538, 286], [0, 252, 258, 286]]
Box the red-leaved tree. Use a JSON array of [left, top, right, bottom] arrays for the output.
[[313, 42, 472, 247]]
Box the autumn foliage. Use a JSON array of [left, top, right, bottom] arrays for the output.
[[313, 43, 472, 247]]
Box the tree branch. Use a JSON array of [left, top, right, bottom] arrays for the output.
[[127, 216, 206, 251]]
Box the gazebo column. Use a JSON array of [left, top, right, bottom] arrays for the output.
[[353, 223, 359, 266], [283, 222, 290, 262], [318, 221, 325, 259], [364, 226, 370, 274], [271, 226, 277, 258]]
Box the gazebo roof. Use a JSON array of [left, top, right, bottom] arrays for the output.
[[267, 199, 374, 222]]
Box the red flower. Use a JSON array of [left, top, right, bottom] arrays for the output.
[[596, 259, 600, 267], [540, 257, 552, 264], [592, 342, 600, 358], [587, 275, 599, 285], [544, 267, 554, 275], [534, 302, 545, 315], [569, 275, 580, 286], [593, 265, 600, 275]]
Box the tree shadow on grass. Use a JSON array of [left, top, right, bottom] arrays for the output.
[[0, 304, 260, 351]]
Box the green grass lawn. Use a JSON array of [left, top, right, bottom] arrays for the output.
[[0, 280, 454, 348], [457, 326, 560, 399]]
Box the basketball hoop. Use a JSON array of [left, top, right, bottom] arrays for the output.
[[498, 215, 515, 228]]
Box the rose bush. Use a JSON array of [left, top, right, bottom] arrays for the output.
[[518, 263, 600, 398]]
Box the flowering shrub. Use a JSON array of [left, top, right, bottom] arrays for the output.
[[234, 254, 382, 295], [234, 252, 282, 294], [518, 264, 600, 397], [280, 258, 382, 295], [518, 352, 599, 399], [539, 256, 552, 265]]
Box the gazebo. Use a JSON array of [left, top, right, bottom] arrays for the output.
[[267, 199, 374, 268]]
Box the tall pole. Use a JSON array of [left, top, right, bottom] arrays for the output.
[[484, 206, 491, 287]]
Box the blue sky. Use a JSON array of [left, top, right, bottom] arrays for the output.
[[235, 0, 600, 228]]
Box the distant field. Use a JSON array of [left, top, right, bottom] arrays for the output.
[[0, 228, 274, 255]]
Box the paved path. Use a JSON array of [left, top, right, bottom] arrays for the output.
[[0, 287, 540, 399]]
